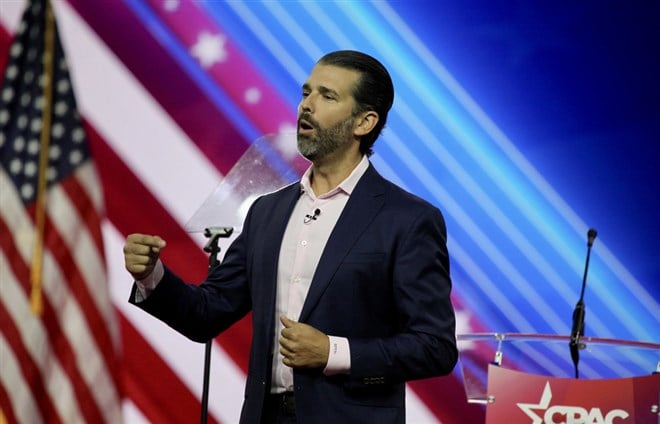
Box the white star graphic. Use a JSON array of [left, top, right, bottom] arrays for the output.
[[190, 32, 227, 69], [244, 87, 261, 104], [517, 381, 552, 424], [163, 0, 180, 12]]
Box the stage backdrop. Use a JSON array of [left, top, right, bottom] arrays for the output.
[[1, 1, 658, 423]]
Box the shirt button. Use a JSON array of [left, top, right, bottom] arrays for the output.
[[301, 240, 307, 246]]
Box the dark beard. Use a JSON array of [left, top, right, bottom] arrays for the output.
[[297, 114, 355, 161]]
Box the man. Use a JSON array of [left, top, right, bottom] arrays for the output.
[[124, 50, 457, 423]]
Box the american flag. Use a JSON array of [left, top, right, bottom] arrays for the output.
[[0, 0, 122, 422], [2, 1, 657, 423]]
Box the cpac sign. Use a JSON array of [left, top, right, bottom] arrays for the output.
[[517, 382, 629, 424], [485, 365, 660, 424]]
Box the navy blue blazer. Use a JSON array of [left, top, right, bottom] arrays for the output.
[[131, 163, 457, 423]]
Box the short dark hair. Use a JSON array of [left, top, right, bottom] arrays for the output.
[[318, 50, 394, 156]]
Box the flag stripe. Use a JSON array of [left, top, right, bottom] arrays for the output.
[[119, 399, 149, 424], [118, 314, 220, 424]]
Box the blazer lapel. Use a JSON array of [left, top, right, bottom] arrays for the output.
[[260, 183, 301, 258], [298, 165, 386, 322]]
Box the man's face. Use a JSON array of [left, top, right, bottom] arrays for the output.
[[297, 64, 360, 161]]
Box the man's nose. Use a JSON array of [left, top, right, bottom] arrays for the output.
[[299, 94, 314, 113]]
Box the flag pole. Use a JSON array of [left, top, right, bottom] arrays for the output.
[[30, 0, 55, 316]]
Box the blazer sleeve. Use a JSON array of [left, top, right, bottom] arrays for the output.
[[128, 221, 253, 343], [347, 205, 457, 386]]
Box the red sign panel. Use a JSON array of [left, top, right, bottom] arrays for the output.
[[486, 364, 660, 424]]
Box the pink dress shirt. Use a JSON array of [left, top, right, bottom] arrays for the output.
[[271, 155, 369, 392]]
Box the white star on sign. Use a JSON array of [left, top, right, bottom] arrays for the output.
[[190, 32, 227, 69], [517, 381, 552, 424]]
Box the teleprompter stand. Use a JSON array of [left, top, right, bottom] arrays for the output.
[[200, 226, 233, 424]]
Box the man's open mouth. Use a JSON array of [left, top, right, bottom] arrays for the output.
[[298, 119, 315, 134]]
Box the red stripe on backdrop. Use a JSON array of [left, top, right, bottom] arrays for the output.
[[65, 0, 249, 175], [119, 314, 219, 424], [410, 376, 485, 423], [84, 121, 253, 369]]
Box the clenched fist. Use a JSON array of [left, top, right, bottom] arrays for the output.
[[123, 234, 166, 280]]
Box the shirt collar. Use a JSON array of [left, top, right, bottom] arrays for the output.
[[300, 155, 369, 198]]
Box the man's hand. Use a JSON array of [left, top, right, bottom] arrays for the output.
[[279, 316, 329, 369], [123, 234, 166, 280]]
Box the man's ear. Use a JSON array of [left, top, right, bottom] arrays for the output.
[[354, 110, 379, 137]]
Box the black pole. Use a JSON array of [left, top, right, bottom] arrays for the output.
[[200, 342, 213, 424], [200, 227, 233, 424], [569, 228, 597, 379]]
